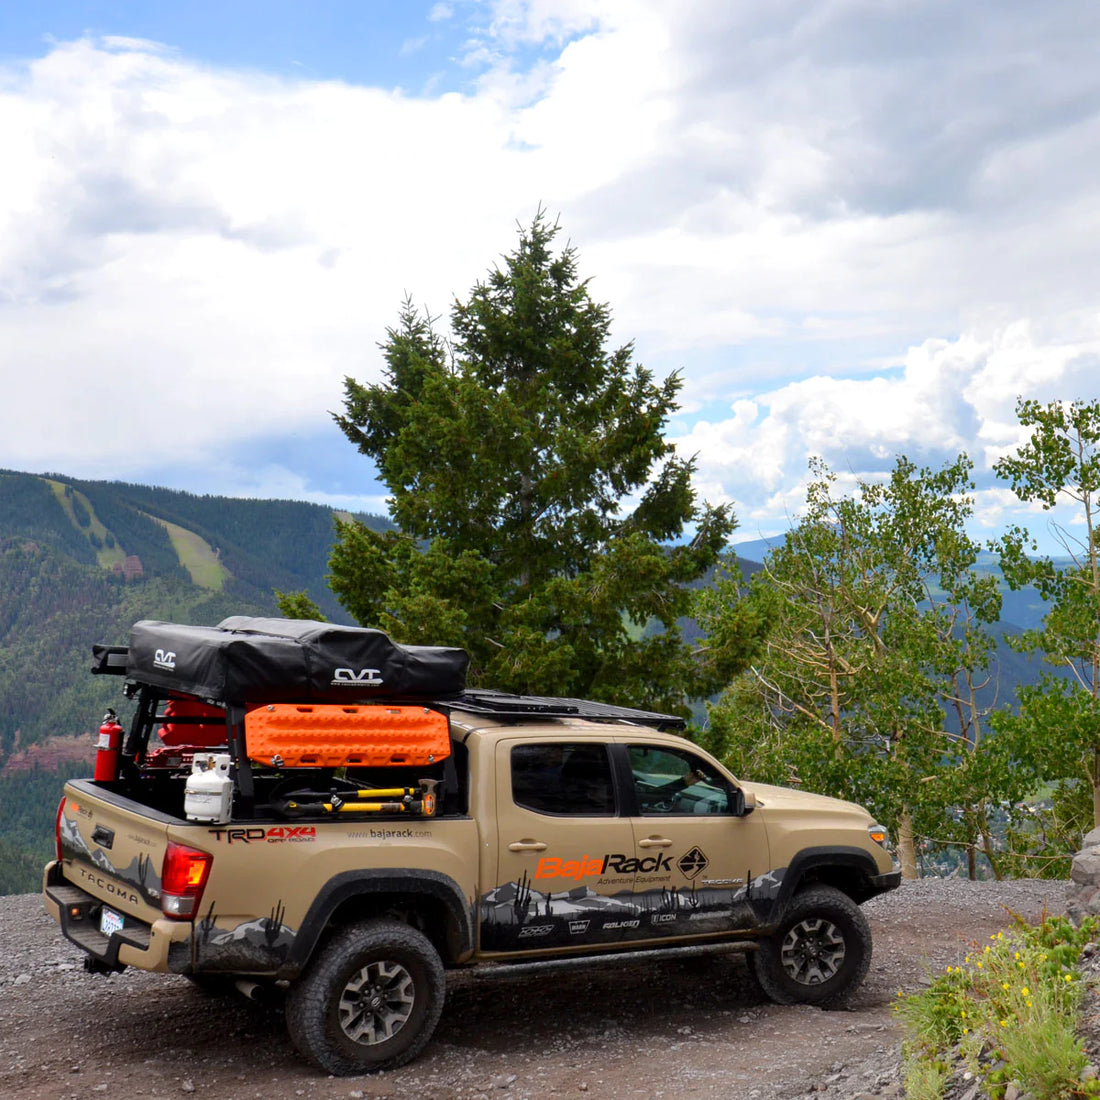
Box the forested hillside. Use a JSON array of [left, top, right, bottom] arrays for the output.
[[0, 469, 390, 893]]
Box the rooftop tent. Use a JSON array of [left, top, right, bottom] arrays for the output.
[[126, 616, 469, 704]]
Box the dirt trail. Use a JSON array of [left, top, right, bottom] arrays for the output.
[[0, 879, 1069, 1100]]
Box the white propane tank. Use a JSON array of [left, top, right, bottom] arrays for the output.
[[185, 753, 233, 824]]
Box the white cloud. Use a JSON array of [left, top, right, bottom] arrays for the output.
[[0, 3, 1098, 549], [674, 322, 1100, 547]]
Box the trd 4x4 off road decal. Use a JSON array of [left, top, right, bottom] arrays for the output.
[[207, 826, 317, 844], [479, 867, 787, 951]]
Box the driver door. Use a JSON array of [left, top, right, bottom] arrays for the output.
[[620, 739, 770, 938]]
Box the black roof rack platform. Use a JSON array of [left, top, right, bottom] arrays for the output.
[[449, 689, 687, 732]]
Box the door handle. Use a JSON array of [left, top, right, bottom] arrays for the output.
[[638, 837, 672, 848], [508, 840, 548, 852]]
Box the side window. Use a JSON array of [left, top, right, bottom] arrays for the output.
[[627, 745, 733, 816], [510, 743, 615, 816]]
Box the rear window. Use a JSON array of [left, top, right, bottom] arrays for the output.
[[510, 743, 615, 816]]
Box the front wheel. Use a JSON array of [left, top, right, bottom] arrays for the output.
[[750, 884, 871, 1007], [286, 918, 445, 1075]]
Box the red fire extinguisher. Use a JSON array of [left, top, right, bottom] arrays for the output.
[[94, 709, 124, 781]]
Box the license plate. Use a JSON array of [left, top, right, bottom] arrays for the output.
[[100, 906, 124, 937]]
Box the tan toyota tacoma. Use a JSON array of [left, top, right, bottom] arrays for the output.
[[43, 617, 901, 1076]]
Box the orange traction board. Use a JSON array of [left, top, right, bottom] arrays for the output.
[[244, 704, 451, 768]]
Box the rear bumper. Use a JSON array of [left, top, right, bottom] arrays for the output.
[[43, 861, 192, 973]]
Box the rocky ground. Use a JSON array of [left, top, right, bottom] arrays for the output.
[[0, 879, 1076, 1100]]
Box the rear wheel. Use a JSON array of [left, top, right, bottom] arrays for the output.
[[286, 919, 445, 1075], [750, 885, 871, 1007]]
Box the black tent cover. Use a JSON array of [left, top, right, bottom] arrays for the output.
[[127, 616, 469, 704]]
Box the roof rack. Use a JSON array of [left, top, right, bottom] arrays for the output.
[[448, 689, 687, 731]]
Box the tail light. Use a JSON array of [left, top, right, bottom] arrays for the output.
[[161, 841, 213, 919], [54, 797, 66, 862]]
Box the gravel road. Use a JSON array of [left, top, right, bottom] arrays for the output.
[[0, 879, 1070, 1100]]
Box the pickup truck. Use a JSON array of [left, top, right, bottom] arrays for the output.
[[43, 616, 901, 1076]]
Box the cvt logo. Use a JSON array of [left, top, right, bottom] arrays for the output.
[[332, 667, 384, 687], [153, 649, 176, 671]]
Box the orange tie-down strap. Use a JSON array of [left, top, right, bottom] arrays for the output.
[[244, 704, 451, 769]]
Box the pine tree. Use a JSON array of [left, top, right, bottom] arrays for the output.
[[325, 212, 744, 714]]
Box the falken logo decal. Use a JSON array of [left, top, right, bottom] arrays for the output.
[[153, 648, 176, 671], [332, 667, 384, 687]]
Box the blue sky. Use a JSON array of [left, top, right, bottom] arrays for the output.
[[2, 1, 1099, 557], [2, 2, 456, 86]]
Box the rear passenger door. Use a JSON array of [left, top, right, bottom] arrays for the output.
[[481, 737, 638, 952]]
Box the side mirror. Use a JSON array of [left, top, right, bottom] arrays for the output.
[[728, 787, 756, 816]]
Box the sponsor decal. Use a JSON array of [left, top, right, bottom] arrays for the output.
[[569, 920, 590, 935], [677, 847, 709, 879], [332, 667, 384, 687], [348, 828, 433, 840], [208, 826, 316, 845], [650, 912, 677, 925], [517, 924, 554, 939], [602, 919, 640, 930], [153, 648, 176, 672], [73, 864, 141, 906], [535, 853, 673, 881], [702, 877, 743, 887]]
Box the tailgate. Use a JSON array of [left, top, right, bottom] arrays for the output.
[[56, 778, 174, 924]]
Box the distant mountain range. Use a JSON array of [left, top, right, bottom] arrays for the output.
[[0, 468, 1062, 894], [0, 466, 391, 757]]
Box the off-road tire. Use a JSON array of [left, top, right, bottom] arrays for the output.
[[750, 884, 871, 1007], [286, 918, 445, 1075]]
